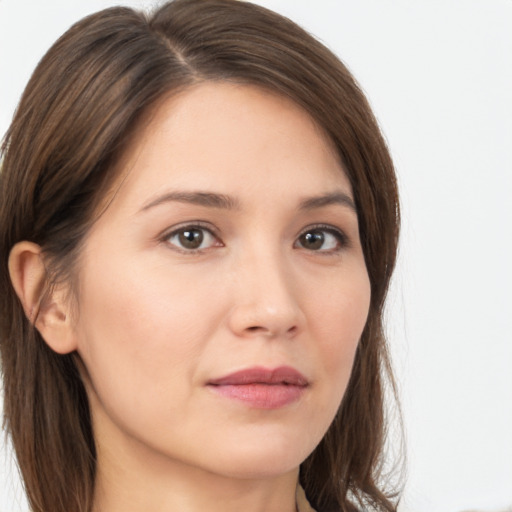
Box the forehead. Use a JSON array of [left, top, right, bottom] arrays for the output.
[[110, 81, 351, 210]]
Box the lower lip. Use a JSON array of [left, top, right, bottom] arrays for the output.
[[208, 383, 305, 409]]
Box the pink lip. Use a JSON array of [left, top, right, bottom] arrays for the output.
[[207, 366, 308, 409]]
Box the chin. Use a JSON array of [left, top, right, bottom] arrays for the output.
[[197, 434, 316, 480]]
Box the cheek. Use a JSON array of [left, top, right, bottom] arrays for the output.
[[72, 254, 221, 412], [308, 267, 371, 397], [78, 249, 218, 342]]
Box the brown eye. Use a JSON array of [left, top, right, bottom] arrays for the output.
[[178, 229, 204, 249], [298, 231, 325, 250], [166, 226, 218, 252], [296, 227, 346, 252]]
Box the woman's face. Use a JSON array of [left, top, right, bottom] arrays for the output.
[[70, 82, 371, 481]]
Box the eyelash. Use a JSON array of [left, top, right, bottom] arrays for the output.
[[295, 224, 350, 253], [161, 222, 222, 254], [160, 222, 349, 254]]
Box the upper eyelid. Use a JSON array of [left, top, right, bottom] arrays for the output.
[[297, 223, 348, 239], [160, 221, 220, 240]]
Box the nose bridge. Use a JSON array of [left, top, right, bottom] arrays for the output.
[[228, 236, 303, 338]]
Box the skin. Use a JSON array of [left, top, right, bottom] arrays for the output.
[[11, 82, 371, 512]]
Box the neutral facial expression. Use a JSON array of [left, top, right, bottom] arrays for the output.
[[70, 82, 371, 480]]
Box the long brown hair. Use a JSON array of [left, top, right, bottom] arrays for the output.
[[0, 1, 401, 511]]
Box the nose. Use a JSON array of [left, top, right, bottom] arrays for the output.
[[227, 250, 305, 340]]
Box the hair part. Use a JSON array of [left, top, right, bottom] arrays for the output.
[[0, 1, 401, 511]]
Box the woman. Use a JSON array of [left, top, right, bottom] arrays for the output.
[[0, 1, 400, 511]]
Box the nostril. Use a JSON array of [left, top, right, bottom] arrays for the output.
[[244, 325, 298, 337], [247, 326, 264, 332]]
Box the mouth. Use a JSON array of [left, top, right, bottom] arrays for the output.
[[207, 366, 309, 409]]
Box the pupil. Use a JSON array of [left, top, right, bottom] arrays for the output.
[[179, 229, 203, 249], [302, 231, 324, 250]]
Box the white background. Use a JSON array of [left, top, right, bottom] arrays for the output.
[[1, 1, 511, 511]]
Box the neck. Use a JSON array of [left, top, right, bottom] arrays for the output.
[[91, 420, 300, 512]]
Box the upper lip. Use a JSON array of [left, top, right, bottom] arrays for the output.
[[208, 366, 308, 387]]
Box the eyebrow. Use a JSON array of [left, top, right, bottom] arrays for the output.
[[141, 191, 241, 212], [298, 192, 357, 213], [140, 190, 356, 214]]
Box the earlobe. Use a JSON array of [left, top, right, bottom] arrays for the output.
[[8, 241, 78, 354]]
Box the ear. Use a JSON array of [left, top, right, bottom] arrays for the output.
[[8, 241, 78, 354]]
